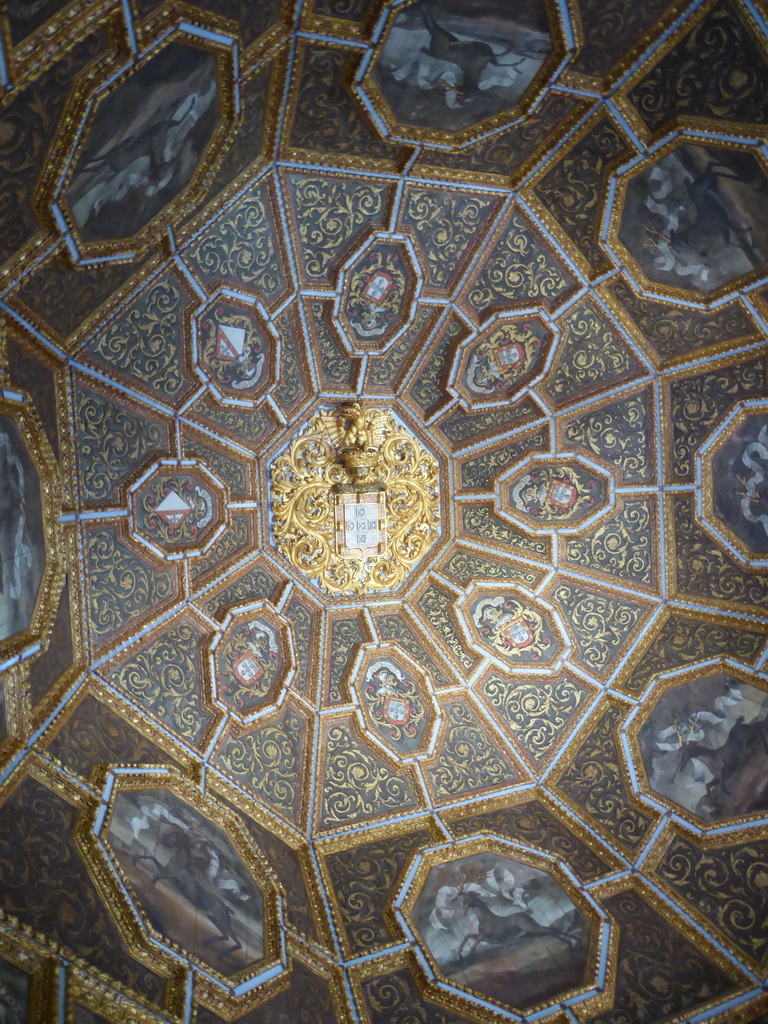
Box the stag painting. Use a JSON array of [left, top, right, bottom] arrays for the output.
[[372, 0, 553, 133], [412, 850, 590, 1011], [619, 142, 768, 295], [639, 672, 768, 822]]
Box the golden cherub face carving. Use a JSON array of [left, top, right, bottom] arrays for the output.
[[270, 404, 440, 595]]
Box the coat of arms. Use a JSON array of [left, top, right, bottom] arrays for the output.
[[199, 304, 266, 395], [362, 660, 425, 747], [221, 618, 281, 706], [270, 403, 440, 595], [141, 475, 214, 543], [466, 323, 542, 395], [510, 466, 598, 523], [335, 490, 387, 558], [345, 247, 408, 340], [472, 596, 553, 662], [324, 403, 390, 560]]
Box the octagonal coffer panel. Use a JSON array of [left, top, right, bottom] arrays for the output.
[[0, 412, 46, 643], [211, 601, 296, 724], [613, 140, 768, 299], [499, 455, 613, 533], [194, 294, 277, 403], [399, 840, 599, 1015], [364, 0, 557, 146], [53, 37, 234, 259], [461, 584, 569, 670], [352, 646, 438, 758], [334, 236, 419, 354], [128, 461, 228, 558], [700, 402, 768, 568], [632, 665, 768, 826], [94, 781, 283, 989], [452, 314, 553, 407]]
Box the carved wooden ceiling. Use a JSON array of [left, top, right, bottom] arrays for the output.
[[1, 0, 768, 1022]]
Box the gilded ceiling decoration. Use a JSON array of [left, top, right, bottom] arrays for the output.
[[1, 0, 768, 1022]]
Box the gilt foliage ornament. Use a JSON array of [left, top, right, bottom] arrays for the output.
[[271, 404, 440, 595]]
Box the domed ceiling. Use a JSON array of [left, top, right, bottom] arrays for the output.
[[1, 0, 768, 1022]]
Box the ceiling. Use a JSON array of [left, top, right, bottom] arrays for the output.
[[1, 0, 768, 1021]]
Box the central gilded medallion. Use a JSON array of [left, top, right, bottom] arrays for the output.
[[270, 404, 439, 595]]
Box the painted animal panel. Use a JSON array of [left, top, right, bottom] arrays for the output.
[[0, 416, 45, 644], [411, 850, 590, 1010], [65, 44, 219, 243], [618, 144, 768, 295], [373, 0, 553, 133], [638, 672, 768, 823], [712, 412, 768, 554], [0, 958, 29, 1024], [107, 789, 264, 976]]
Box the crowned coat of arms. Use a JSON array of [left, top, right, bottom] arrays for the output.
[[222, 619, 281, 705], [472, 596, 553, 662], [345, 249, 408, 341], [467, 323, 542, 395], [270, 403, 439, 595], [510, 465, 598, 523], [361, 660, 425, 747]]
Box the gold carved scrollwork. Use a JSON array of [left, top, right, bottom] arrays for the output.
[[271, 407, 439, 595], [292, 177, 387, 281]]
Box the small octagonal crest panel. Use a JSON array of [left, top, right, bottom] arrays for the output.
[[400, 842, 596, 1014], [195, 294, 276, 402], [462, 585, 567, 669], [53, 37, 234, 259], [99, 783, 281, 984], [362, 0, 558, 147], [335, 237, 419, 354], [128, 462, 226, 558], [700, 404, 768, 567], [632, 665, 768, 826], [452, 314, 553, 406], [612, 140, 768, 299], [499, 455, 612, 533], [212, 602, 295, 723], [353, 647, 437, 758]]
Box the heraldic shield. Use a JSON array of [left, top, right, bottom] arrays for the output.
[[334, 489, 387, 559]]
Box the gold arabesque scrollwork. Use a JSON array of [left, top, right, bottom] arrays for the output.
[[271, 406, 439, 595]]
